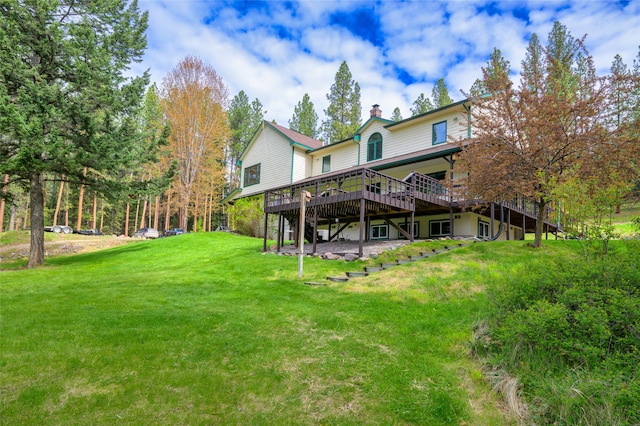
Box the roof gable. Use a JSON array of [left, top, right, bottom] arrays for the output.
[[238, 121, 323, 164]]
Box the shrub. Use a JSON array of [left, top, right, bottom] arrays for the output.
[[483, 241, 640, 424]]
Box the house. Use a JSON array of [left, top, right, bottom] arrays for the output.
[[224, 102, 558, 256]]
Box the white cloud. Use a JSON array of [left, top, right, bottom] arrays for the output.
[[132, 0, 639, 128]]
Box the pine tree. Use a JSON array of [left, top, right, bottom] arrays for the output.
[[0, 0, 159, 267], [323, 61, 362, 142], [410, 93, 434, 116], [432, 78, 454, 108], [227, 91, 264, 186], [289, 93, 319, 138], [391, 107, 403, 121]]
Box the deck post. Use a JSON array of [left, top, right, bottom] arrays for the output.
[[276, 213, 282, 251], [410, 211, 415, 242], [312, 206, 318, 254], [263, 211, 268, 252], [490, 202, 495, 238], [358, 198, 365, 258], [506, 208, 511, 240], [522, 211, 526, 240]]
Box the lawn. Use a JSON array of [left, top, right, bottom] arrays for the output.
[[1, 232, 561, 425]]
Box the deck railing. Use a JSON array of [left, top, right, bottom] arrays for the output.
[[265, 168, 415, 213]]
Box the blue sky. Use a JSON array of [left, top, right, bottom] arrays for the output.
[[133, 0, 639, 127]]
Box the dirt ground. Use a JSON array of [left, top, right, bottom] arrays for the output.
[[0, 234, 135, 262]]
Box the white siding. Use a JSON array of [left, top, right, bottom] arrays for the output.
[[240, 125, 293, 196], [291, 147, 311, 182], [310, 142, 359, 176]]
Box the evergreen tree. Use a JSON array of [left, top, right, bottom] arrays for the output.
[[323, 61, 362, 142], [289, 93, 319, 138], [410, 93, 434, 116], [391, 107, 403, 121], [0, 0, 160, 267], [227, 91, 264, 186], [432, 78, 454, 108]]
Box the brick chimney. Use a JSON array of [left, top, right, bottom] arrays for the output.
[[370, 104, 382, 118]]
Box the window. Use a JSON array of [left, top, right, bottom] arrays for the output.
[[399, 222, 419, 240], [322, 155, 331, 173], [370, 224, 388, 240], [432, 121, 447, 145], [243, 163, 261, 187], [367, 132, 383, 161], [478, 220, 490, 239], [429, 219, 450, 237]]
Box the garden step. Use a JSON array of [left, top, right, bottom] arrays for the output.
[[304, 281, 327, 286], [346, 271, 369, 278], [397, 259, 412, 264], [381, 262, 398, 268], [364, 266, 383, 273], [327, 276, 349, 282]]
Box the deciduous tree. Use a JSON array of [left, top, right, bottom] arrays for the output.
[[455, 22, 639, 248], [162, 55, 230, 231]]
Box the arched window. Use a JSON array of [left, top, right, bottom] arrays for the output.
[[367, 132, 382, 161]]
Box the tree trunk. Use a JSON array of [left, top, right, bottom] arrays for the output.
[[53, 175, 65, 226], [164, 190, 171, 230], [139, 198, 147, 229], [153, 195, 160, 230], [27, 173, 45, 268], [0, 174, 8, 232], [99, 199, 104, 233], [92, 192, 97, 229], [533, 199, 547, 248], [77, 166, 87, 230], [124, 202, 130, 236], [9, 203, 16, 231]]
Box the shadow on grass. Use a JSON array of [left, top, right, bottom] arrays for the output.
[[47, 242, 152, 267]]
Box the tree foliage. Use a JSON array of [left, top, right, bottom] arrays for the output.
[[323, 61, 361, 142], [0, 0, 158, 267], [227, 90, 263, 187], [289, 93, 318, 138], [390, 107, 403, 122], [432, 78, 454, 108], [410, 93, 434, 116], [162, 55, 230, 231], [455, 22, 639, 248]]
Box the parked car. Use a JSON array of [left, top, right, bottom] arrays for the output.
[[162, 228, 184, 237], [133, 227, 159, 239], [74, 228, 103, 236]]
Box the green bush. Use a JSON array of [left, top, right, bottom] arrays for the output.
[[484, 241, 640, 424]]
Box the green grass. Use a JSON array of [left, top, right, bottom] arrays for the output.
[[0, 232, 586, 425]]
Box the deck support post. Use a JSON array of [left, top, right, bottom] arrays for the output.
[[263, 211, 269, 252], [522, 211, 526, 240], [312, 206, 318, 254], [410, 211, 415, 242], [490, 202, 495, 238], [506, 208, 511, 240], [358, 198, 365, 258]]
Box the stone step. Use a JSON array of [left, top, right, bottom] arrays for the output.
[[346, 271, 369, 278], [304, 281, 327, 286], [381, 262, 398, 268], [327, 276, 349, 282], [364, 266, 383, 273], [397, 259, 412, 264]]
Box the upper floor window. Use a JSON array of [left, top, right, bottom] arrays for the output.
[[432, 121, 447, 145], [367, 132, 383, 161], [244, 163, 261, 187], [322, 155, 331, 173]]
